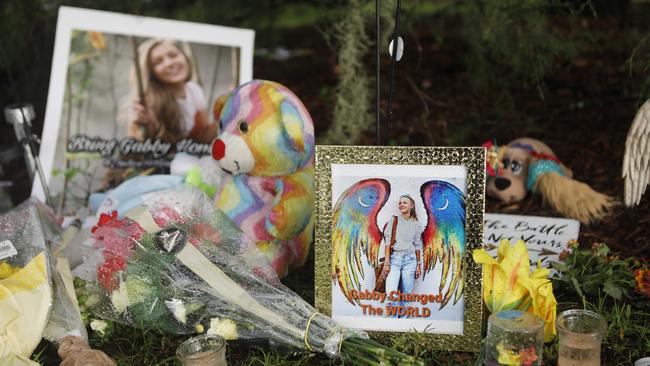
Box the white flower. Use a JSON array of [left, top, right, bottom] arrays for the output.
[[207, 317, 238, 340], [110, 281, 130, 313], [90, 319, 108, 337], [164, 298, 187, 324]]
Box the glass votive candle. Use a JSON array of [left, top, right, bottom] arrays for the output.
[[556, 309, 606, 366], [176, 334, 227, 366], [485, 310, 544, 366]]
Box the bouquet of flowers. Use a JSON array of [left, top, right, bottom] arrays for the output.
[[0, 199, 114, 365], [75, 187, 420, 364]]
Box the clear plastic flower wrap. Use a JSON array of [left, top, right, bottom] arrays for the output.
[[74, 187, 421, 364], [0, 199, 89, 364]]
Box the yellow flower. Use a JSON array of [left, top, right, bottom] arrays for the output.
[[520, 264, 557, 342], [473, 239, 557, 342], [496, 342, 521, 365], [207, 317, 238, 340], [0, 261, 20, 280], [473, 240, 532, 312]]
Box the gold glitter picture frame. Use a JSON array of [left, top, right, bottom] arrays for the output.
[[314, 145, 485, 351]]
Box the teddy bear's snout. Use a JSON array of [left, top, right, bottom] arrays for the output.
[[494, 177, 511, 191], [211, 139, 226, 160]]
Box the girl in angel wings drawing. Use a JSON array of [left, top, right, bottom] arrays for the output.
[[332, 178, 465, 315], [381, 194, 423, 310]]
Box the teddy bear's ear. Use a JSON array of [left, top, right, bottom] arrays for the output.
[[212, 92, 232, 122], [280, 99, 313, 167]]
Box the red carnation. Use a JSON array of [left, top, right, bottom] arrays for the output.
[[92, 211, 118, 233], [97, 255, 126, 291]]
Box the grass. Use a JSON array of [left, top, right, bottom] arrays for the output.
[[241, 347, 324, 366]]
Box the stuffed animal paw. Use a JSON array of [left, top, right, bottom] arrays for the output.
[[211, 80, 314, 277], [58, 336, 116, 366]]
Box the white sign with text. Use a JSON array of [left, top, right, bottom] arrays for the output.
[[483, 213, 580, 266]]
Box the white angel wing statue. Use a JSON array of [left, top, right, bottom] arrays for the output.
[[623, 99, 650, 207]]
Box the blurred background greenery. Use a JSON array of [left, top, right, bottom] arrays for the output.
[[2, 0, 648, 147]]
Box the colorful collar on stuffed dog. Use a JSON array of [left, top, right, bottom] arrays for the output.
[[526, 159, 565, 191]]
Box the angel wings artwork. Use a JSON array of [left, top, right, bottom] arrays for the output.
[[331, 177, 467, 315], [623, 99, 650, 207]]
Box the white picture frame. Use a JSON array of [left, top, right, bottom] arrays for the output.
[[33, 6, 254, 207]]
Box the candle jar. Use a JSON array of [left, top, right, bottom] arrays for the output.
[[556, 309, 606, 366], [176, 334, 227, 366], [485, 310, 544, 366]]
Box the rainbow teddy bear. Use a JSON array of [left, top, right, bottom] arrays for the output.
[[211, 80, 314, 277]]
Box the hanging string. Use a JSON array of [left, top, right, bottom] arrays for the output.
[[386, 0, 402, 142], [375, 0, 381, 146]]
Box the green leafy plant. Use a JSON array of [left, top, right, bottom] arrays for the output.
[[551, 242, 650, 364], [625, 31, 650, 101], [321, 0, 372, 145], [461, 0, 584, 97], [551, 242, 636, 305]]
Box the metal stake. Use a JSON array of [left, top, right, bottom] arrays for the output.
[[4, 103, 55, 207]]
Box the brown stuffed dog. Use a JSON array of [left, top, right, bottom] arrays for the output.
[[484, 137, 615, 224]]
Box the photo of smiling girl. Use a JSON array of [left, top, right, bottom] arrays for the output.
[[329, 165, 467, 334], [127, 38, 218, 143], [36, 10, 253, 213]]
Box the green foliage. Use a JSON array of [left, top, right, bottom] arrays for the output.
[[90, 322, 183, 366], [318, 0, 593, 144], [593, 298, 650, 364], [52, 167, 82, 180], [551, 242, 636, 305], [321, 0, 372, 145], [460, 0, 583, 98], [551, 243, 650, 364], [242, 347, 320, 366], [320, 0, 424, 145], [625, 32, 650, 101], [389, 330, 473, 365], [339, 336, 423, 365]]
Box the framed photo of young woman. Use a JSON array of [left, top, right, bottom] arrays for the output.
[[33, 6, 254, 213], [314, 145, 485, 351]]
